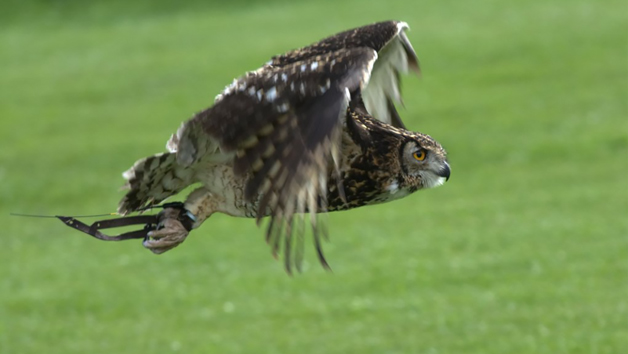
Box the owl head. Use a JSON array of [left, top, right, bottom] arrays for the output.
[[400, 134, 450, 189]]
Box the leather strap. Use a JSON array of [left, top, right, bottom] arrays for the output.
[[57, 215, 158, 241], [56, 203, 194, 241]]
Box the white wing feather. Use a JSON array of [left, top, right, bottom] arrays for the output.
[[362, 22, 419, 125]]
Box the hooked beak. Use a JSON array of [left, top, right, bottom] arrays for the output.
[[438, 162, 451, 181]]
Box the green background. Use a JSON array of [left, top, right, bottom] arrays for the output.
[[1, 0, 626, 353]]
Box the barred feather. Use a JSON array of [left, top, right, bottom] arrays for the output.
[[192, 48, 375, 271], [118, 153, 195, 214]]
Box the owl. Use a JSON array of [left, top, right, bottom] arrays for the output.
[[112, 20, 450, 272]]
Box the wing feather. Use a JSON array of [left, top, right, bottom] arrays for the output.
[[362, 22, 420, 128], [270, 21, 407, 67], [268, 20, 419, 128], [190, 48, 376, 270]]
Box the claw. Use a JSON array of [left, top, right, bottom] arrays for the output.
[[142, 217, 189, 253]]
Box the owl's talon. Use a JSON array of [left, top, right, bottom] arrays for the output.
[[142, 207, 193, 254]]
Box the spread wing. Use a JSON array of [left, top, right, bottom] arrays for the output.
[[169, 21, 419, 272], [181, 48, 377, 272], [270, 20, 419, 128]]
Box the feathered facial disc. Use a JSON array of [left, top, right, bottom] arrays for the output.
[[401, 135, 450, 189]]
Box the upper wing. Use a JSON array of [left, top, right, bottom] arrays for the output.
[[270, 20, 419, 128], [173, 48, 377, 272]]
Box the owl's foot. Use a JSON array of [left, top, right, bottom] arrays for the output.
[[143, 206, 195, 254]]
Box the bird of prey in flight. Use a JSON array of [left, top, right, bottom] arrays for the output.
[[63, 21, 451, 273]]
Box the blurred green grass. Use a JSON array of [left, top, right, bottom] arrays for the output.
[[1, 0, 626, 353]]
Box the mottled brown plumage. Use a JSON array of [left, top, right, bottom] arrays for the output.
[[117, 20, 450, 272]]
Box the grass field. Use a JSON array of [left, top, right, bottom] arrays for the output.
[[1, 0, 627, 353]]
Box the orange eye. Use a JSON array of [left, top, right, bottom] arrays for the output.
[[413, 150, 426, 161]]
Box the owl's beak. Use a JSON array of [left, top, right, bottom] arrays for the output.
[[438, 162, 451, 181]]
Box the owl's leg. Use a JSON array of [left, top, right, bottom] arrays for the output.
[[142, 187, 219, 254]]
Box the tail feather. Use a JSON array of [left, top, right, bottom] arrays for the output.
[[118, 152, 194, 214]]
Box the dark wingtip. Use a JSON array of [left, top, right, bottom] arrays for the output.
[[313, 230, 332, 271], [408, 56, 421, 76], [284, 256, 293, 275], [398, 29, 420, 76], [320, 258, 333, 273]]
